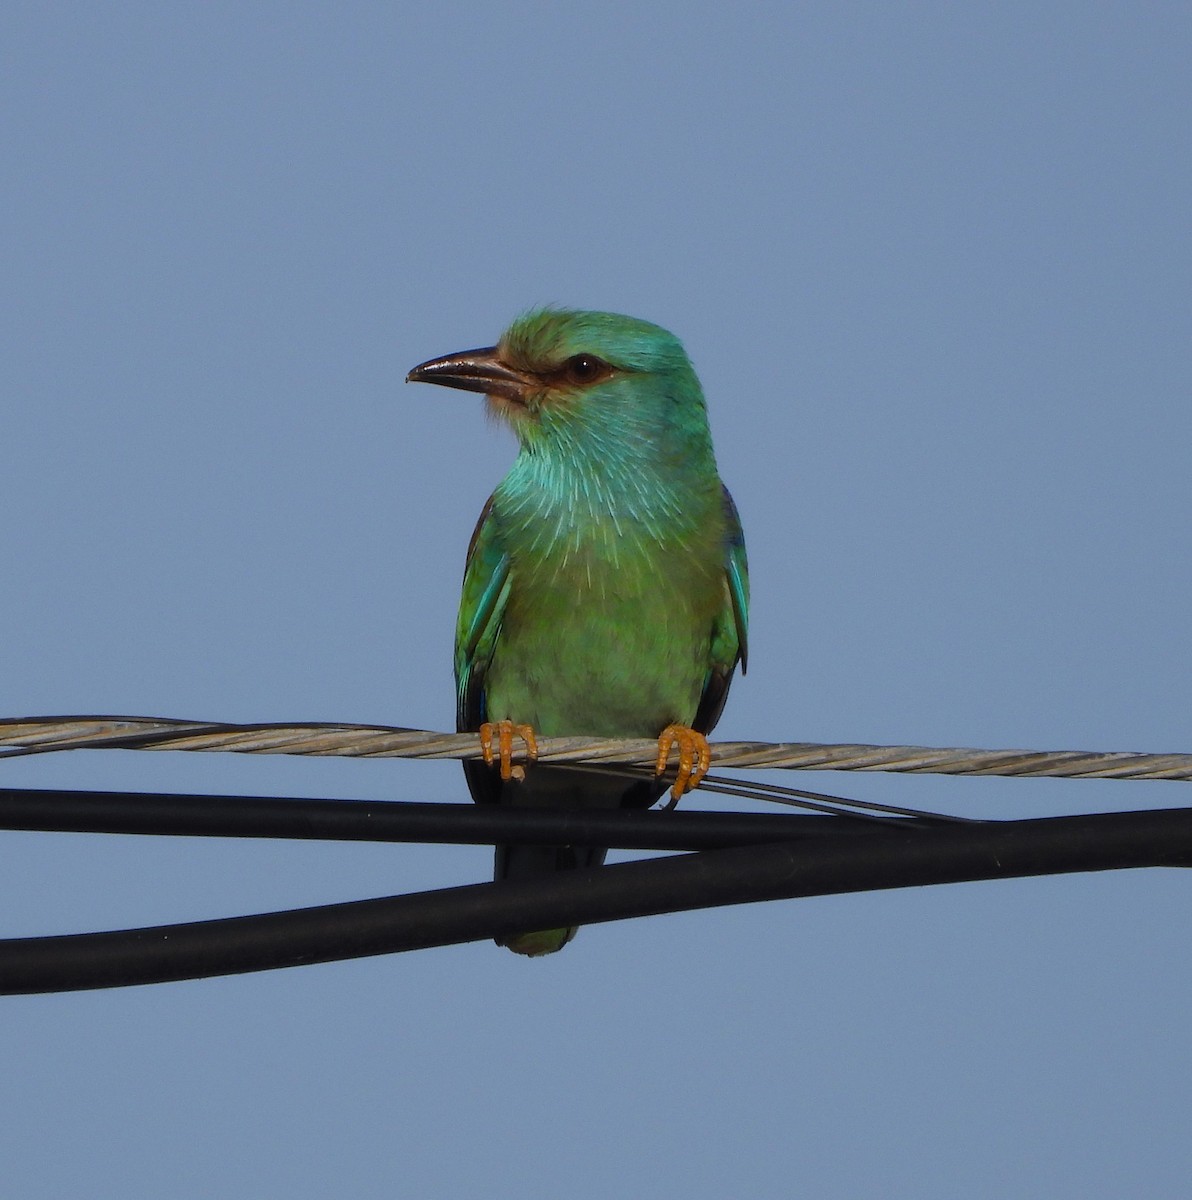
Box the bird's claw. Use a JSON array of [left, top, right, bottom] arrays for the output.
[[479, 720, 538, 782], [655, 724, 711, 807]]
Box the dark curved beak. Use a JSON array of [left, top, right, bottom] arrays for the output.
[[406, 346, 535, 404]]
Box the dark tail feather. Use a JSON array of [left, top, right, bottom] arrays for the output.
[[463, 761, 662, 956], [493, 842, 609, 956], [495, 842, 609, 879]]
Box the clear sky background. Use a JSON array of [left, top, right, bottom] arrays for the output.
[[2, 4, 1190, 1197]]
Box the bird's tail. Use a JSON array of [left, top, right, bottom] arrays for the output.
[[494, 842, 608, 956]]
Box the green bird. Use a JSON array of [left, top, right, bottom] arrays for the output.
[[407, 308, 748, 955]]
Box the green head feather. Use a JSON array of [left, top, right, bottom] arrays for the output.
[[492, 308, 717, 482]]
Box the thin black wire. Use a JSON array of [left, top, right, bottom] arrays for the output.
[[582, 761, 970, 824], [689, 773, 974, 823]]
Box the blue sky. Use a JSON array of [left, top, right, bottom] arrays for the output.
[[2, 4, 1190, 1196]]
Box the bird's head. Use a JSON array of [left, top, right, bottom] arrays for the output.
[[406, 308, 711, 459]]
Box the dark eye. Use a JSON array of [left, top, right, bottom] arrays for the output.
[[562, 354, 608, 385]]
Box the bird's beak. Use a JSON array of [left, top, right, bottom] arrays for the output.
[[406, 346, 535, 405]]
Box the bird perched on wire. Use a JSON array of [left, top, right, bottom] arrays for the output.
[[407, 308, 748, 955]]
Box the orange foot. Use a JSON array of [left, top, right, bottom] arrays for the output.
[[479, 720, 539, 783], [655, 724, 712, 808]]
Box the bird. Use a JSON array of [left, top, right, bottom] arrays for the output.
[[407, 308, 748, 955]]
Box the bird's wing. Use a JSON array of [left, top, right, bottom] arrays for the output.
[[454, 494, 512, 733], [693, 485, 750, 735]]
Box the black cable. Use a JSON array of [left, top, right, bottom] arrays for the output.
[[0, 786, 899, 848], [1, 806, 1189, 994]]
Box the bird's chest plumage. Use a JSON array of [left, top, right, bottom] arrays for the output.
[[485, 496, 724, 738]]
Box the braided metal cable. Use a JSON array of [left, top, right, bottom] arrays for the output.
[[0, 716, 1189, 781]]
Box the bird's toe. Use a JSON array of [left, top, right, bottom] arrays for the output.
[[479, 719, 539, 782], [655, 723, 712, 805]]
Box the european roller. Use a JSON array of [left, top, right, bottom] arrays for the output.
[[408, 309, 748, 955]]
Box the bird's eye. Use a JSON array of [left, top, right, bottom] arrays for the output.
[[561, 355, 608, 385]]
